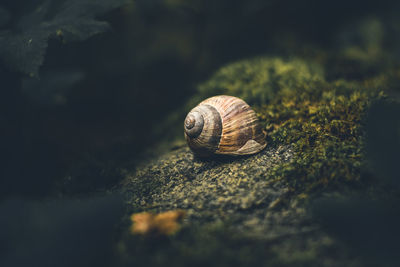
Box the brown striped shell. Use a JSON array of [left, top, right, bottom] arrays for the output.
[[184, 95, 266, 156]]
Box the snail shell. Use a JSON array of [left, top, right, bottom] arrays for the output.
[[184, 95, 266, 156]]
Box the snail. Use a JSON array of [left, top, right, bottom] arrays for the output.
[[184, 95, 266, 156]]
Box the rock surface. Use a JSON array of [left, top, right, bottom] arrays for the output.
[[120, 145, 360, 266], [123, 145, 294, 224]]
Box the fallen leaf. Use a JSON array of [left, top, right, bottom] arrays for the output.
[[130, 210, 185, 236]]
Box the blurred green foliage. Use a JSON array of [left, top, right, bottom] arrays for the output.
[[0, 0, 129, 77]]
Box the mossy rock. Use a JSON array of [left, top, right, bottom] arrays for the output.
[[120, 56, 394, 266], [194, 57, 325, 106], [121, 146, 352, 266], [123, 145, 293, 219]]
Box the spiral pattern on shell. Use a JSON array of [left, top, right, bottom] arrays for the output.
[[184, 95, 266, 156]]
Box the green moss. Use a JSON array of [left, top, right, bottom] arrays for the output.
[[194, 57, 324, 106], [195, 56, 387, 195], [260, 81, 385, 194]]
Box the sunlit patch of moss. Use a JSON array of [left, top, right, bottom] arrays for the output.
[[255, 76, 385, 194], [197, 56, 387, 195], [194, 57, 324, 107]]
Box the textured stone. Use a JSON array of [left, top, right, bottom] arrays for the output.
[[123, 144, 293, 228]]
